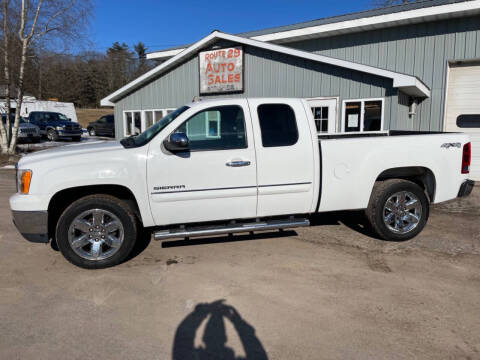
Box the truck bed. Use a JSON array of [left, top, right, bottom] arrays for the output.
[[316, 131, 469, 213]]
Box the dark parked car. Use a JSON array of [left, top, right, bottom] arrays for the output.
[[1, 114, 41, 143], [27, 111, 82, 141], [87, 114, 115, 137]]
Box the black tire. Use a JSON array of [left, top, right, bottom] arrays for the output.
[[88, 127, 95, 136], [365, 179, 429, 241], [55, 194, 138, 269], [72, 136, 82, 142], [47, 128, 58, 141]]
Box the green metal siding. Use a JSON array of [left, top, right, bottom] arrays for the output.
[[115, 44, 396, 138], [287, 15, 480, 131]]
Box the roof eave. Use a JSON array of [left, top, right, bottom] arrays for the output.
[[101, 31, 430, 106]]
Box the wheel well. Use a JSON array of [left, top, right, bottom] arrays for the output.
[[376, 167, 436, 202], [47, 185, 142, 239]]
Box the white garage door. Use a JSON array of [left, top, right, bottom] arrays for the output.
[[445, 63, 480, 180]]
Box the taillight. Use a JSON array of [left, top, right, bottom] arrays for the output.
[[461, 142, 471, 174]]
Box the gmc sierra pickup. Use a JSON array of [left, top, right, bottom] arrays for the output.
[[10, 98, 474, 269]]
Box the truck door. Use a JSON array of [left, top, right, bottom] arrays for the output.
[[30, 113, 45, 134], [248, 99, 315, 216], [146, 99, 258, 225], [96, 117, 106, 135]]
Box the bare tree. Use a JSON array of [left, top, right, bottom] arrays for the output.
[[0, 0, 91, 154], [0, 0, 12, 152]]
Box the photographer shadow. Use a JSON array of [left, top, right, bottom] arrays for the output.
[[172, 299, 268, 360]]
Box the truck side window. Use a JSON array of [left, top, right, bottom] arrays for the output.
[[257, 104, 298, 147], [175, 105, 247, 151]]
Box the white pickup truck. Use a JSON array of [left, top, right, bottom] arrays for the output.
[[10, 98, 474, 268]]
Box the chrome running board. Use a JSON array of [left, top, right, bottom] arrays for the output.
[[153, 217, 310, 241]]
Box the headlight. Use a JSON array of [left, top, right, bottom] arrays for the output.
[[55, 126, 64, 131], [17, 169, 32, 194]]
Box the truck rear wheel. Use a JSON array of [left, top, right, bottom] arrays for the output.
[[365, 179, 429, 241], [55, 195, 138, 269]]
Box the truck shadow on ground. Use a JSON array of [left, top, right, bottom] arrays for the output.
[[162, 210, 383, 249], [172, 299, 268, 360], [161, 230, 297, 248], [48, 212, 381, 258], [309, 210, 383, 240]]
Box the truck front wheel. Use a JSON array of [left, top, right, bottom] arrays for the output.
[[55, 194, 138, 269], [47, 129, 58, 141], [366, 179, 429, 241]]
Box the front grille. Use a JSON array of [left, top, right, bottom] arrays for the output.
[[64, 124, 80, 131], [20, 127, 37, 134]]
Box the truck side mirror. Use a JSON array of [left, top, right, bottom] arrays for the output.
[[164, 132, 189, 152]]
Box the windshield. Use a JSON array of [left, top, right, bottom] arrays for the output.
[[122, 106, 189, 148], [38, 112, 68, 121]]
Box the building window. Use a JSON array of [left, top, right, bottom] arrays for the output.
[[124, 112, 132, 136], [257, 104, 298, 147], [342, 98, 384, 132], [206, 110, 221, 138], [312, 106, 329, 133], [123, 111, 141, 136], [145, 111, 154, 129], [457, 114, 480, 128], [123, 108, 176, 136]]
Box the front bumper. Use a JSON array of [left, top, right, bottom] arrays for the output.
[[458, 179, 475, 198], [11, 210, 49, 243], [57, 130, 82, 137], [18, 132, 41, 139]]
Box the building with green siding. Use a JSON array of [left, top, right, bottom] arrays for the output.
[[101, 0, 480, 179]]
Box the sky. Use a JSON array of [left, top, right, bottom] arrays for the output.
[[89, 0, 373, 54]]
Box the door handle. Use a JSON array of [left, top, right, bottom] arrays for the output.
[[226, 160, 251, 167]]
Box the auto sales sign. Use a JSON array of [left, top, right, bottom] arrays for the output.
[[199, 46, 243, 94]]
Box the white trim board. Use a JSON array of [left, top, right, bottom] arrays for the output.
[[101, 31, 430, 106], [146, 0, 480, 60]]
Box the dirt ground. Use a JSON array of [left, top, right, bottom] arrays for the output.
[[76, 108, 114, 128], [0, 168, 479, 360]]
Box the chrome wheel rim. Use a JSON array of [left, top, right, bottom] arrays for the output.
[[89, 129, 95, 136], [383, 191, 422, 234], [68, 209, 124, 261]]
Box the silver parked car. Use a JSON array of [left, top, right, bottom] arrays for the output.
[[1, 114, 41, 143]]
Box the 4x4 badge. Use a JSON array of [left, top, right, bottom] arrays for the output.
[[441, 143, 461, 149]]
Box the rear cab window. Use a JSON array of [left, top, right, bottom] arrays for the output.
[[257, 104, 298, 147]]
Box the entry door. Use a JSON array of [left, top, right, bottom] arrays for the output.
[[445, 63, 480, 180], [307, 98, 337, 134], [147, 100, 258, 226]]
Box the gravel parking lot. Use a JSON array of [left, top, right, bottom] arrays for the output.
[[0, 169, 479, 360]]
